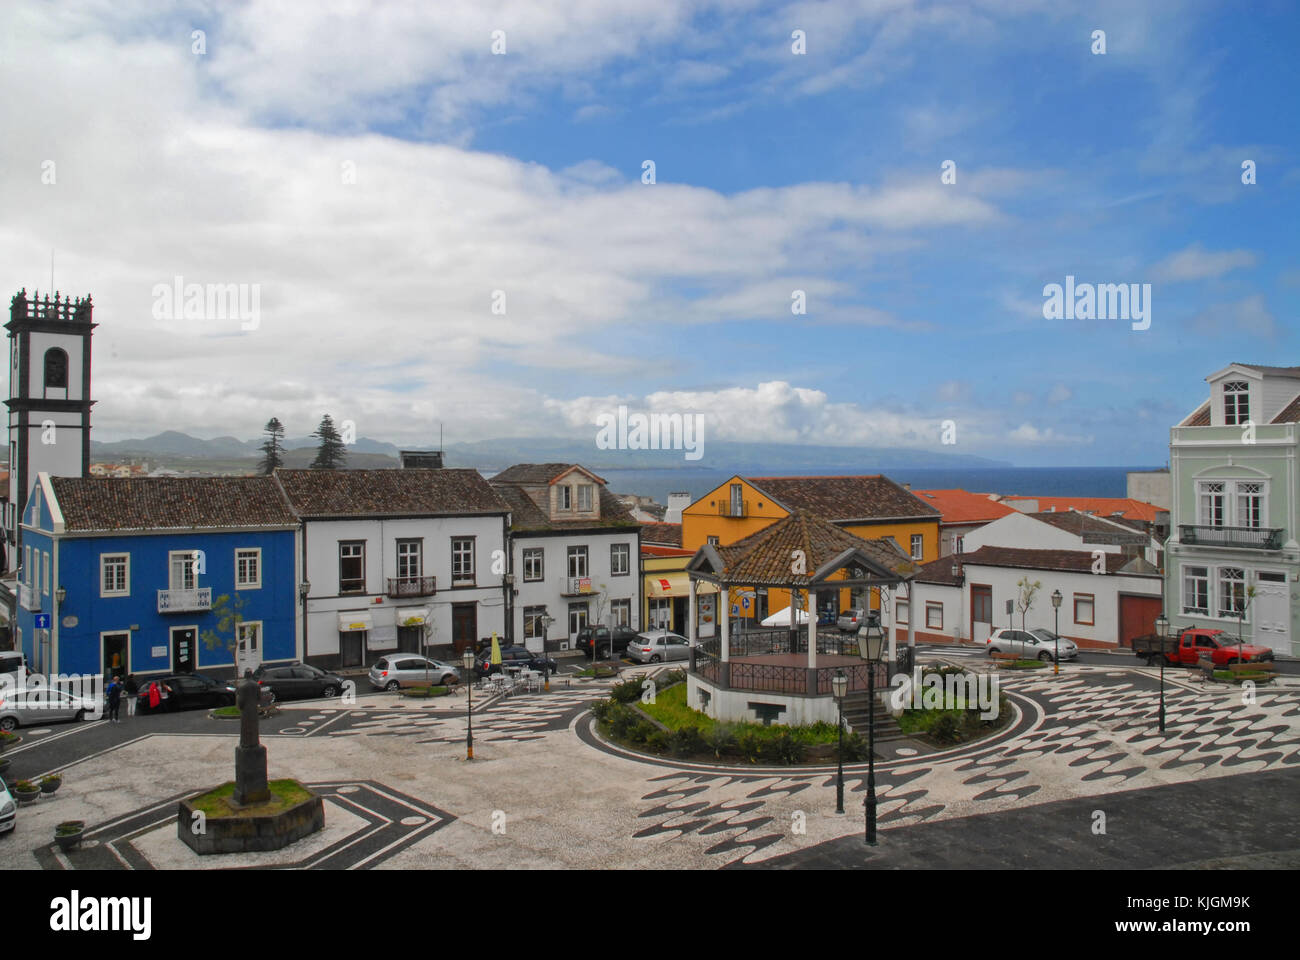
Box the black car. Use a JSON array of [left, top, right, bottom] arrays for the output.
[[474, 645, 559, 679], [136, 673, 236, 714], [252, 662, 347, 702], [574, 625, 638, 659]]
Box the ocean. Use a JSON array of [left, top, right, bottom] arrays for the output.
[[596, 466, 1160, 509]]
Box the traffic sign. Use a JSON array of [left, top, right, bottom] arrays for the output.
[[34, 614, 51, 629]]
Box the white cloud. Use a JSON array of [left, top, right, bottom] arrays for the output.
[[1189, 295, 1277, 339], [1152, 243, 1256, 283]]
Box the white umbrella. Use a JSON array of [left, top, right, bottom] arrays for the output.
[[761, 607, 809, 627]]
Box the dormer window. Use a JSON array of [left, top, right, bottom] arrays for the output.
[[559, 486, 572, 511], [1223, 381, 1249, 425], [577, 484, 593, 511]]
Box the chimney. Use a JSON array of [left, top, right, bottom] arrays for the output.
[[399, 450, 443, 469]]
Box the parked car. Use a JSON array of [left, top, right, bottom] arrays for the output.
[[985, 628, 1078, 662], [837, 608, 866, 633], [625, 629, 691, 663], [474, 646, 558, 679], [369, 655, 462, 691], [575, 625, 639, 659], [1131, 627, 1273, 667], [0, 778, 14, 836], [136, 673, 236, 714], [254, 662, 348, 701], [0, 687, 99, 732]]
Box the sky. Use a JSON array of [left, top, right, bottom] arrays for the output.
[[1, 0, 1297, 467]]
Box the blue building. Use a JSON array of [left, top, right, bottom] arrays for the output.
[[16, 473, 301, 680]]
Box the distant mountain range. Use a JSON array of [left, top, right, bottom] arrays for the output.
[[90, 431, 1011, 476]]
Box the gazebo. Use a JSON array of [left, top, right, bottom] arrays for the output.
[[685, 511, 918, 726]]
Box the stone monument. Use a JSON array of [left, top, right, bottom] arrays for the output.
[[232, 670, 270, 806]]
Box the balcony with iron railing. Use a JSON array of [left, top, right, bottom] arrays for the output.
[[1179, 525, 1284, 550], [718, 499, 749, 518], [386, 575, 437, 598], [157, 587, 213, 613], [561, 576, 594, 597]]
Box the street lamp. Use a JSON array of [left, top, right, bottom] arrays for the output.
[[462, 646, 477, 759], [541, 615, 556, 692], [1154, 612, 1168, 734], [1050, 589, 1062, 676], [857, 618, 887, 845], [831, 669, 848, 814]]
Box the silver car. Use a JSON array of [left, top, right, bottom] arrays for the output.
[[0, 778, 14, 835], [0, 687, 99, 731], [986, 628, 1078, 661], [625, 630, 691, 664], [368, 655, 461, 691]]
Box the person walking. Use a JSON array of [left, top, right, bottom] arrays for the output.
[[106, 675, 123, 723], [123, 674, 139, 717]]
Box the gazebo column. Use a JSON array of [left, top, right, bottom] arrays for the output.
[[719, 585, 730, 689], [688, 578, 698, 673], [905, 584, 916, 675], [806, 586, 818, 697]]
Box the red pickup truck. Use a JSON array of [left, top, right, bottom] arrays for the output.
[[1131, 627, 1274, 666]]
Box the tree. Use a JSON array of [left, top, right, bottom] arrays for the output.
[[201, 592, 249, 670], [311, 414, 347, 469], [258, 417, 286, 475], [1016, 576, 1042, 634], [1234, 585, 1257, 662]]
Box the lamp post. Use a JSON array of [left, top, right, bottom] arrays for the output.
[[540, 615, 556, 692], [832, 669, 847, 814], [1050, 589, 1062, 676], [1154, 612, 1168, 734], [462, 647, 476, 759], [857, 618, 886, 845]]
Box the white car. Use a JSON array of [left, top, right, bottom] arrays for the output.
[[986, 628, 1078, 661], [0, 778, 15, 835], [0, 688, 100, 732], [625, 630, 691, 664]]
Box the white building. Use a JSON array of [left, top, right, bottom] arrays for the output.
[[905, 546, 1162, 649], [275, 467, 511, 669], [491, 464, 641, 653]]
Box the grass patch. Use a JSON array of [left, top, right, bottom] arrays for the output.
[[212, 705, 241, 717], [189, 779, 314, 819], [1001, 659, 1050, 670], [400, 685, 450, 698], [639, 683, 716, 733]]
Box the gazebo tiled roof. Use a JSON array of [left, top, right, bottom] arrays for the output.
[[689, 510, 917, 588]]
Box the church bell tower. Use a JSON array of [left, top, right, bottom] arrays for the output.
[[5, 289, 96, 567]]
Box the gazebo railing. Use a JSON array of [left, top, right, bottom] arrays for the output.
[[729, 659, 808, 694], [692, 643, 889, 696], [697, 629, 861, 658]]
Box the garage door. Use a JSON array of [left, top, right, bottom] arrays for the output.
[[1118, 594, 1162, 647]]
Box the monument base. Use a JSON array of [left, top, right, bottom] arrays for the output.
[[234, 744, 270, 805], [178, 779, 324, 855]]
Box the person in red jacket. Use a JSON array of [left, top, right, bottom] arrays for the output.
[[147, 680, 162, 712]]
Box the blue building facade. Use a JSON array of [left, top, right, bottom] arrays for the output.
[[15, 474, 300, 680]]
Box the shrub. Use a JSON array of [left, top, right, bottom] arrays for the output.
[[605, 703, 637, 738], [762, 729, 806, 765], [589, 699, 613, 722], [41, 774, 62, 785], [14, 779, 37, 792], [668, 727, 705, 758], [736, 730, 764, 764], [624, 717, 655, 744], [841, 731, 871, 762], [929, 711, 961, 744], [610, 678, 647, 703], [658, 668, 688, 688], [644, 729, 671, 754], [706, 725, 736, 759]]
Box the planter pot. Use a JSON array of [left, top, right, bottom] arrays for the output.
[[40, 779, 62, 795], [0, 735, 21, 752], [54, 822, 85, 852], [13, 788, 40, 806]]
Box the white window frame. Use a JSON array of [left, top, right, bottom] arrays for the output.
[[610, 542, 630, 576], [610, 598, 632, 628], [1198, 479, 1268, 528], [451, 537, 476, 585], [169, 550, 199, 591], [577, 484, 593, 511], [101, 553, 130, 598], [1182, 564, 1209, 615], [522, 548, 544, 582], [896, 600, 909, 625], [237, 620, 262, 664], [396, 539, 422, 582], [567, 545, 589, 579], [24, 545, 31, 587], [1223, 380, 1250, 425], [559, 486, 573, 511], [235, 548, 262, 590], [910, 534, 924, 561], [523, 605, 548, 641], [1216, 566, 1247, 620], [925, 602, 943, 630], [42, 551, 50, 596]]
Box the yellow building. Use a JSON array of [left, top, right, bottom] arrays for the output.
[[680, 474, 940, 620]]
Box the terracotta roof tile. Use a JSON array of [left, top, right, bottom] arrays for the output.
[[1270, 393, 1300, 424], [913, 489, 1017, 525], [490, 478, 638, 532], [1183, 402, 1211, 426], [951, 545, 1152, 576], [1003, 496, 1162, 523], [49, 476, 298, 531], [275, 468, 508, 518], [490, 463, 606, 485], [746, 475, 940, 521], [641, 522, 682, 547]]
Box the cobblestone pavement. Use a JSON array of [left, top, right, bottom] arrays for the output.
[[1, 664, 1295, 869]]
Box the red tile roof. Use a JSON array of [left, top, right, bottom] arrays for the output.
[[276, 468, 508, 518], [1270, 393, 1300, 424], [935, 545, 1158, 578], [49, 476, 298, 531], [490, 463, 607, 485], [913, 489, 1017, 525], [641, 522, 682, 547], [1001, 496, 1162, 523]]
